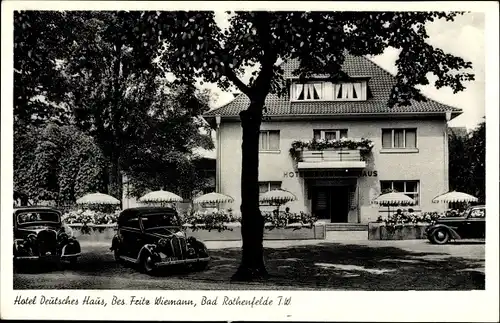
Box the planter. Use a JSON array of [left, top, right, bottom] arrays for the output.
[[368, 222, 429, 240], [67, 224, 117, 242], [66, 222, 326, 243], [185, 222, 326, 241]]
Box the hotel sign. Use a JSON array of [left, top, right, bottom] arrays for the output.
[[284, 170, 377, 178]]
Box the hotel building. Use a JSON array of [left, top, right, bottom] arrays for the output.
[[204, 54, 461, 224]]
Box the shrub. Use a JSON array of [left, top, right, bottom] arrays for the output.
[[376, 211, 444, 230]]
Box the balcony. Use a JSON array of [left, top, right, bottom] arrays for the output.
[[295, 149, 367, 170]]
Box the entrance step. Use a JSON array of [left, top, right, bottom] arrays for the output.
[[325, 223, 368, 231]]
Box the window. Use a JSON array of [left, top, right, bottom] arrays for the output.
[[180, 190, 192, 202], [124, 217, 140, 229], [259, 130, 280, 151], [314, 129, 348, 141], [290, 81, 366, 101], [380, 180, 420, 205], [382, 128, 417, 149], [259, 181, 282, 194]]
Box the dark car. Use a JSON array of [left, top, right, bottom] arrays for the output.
[[425, 205, 485, 244], [14, 206, 81, 266], [110, 207, 210, 275]]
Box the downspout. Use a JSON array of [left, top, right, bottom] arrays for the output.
[[215, 115, 222, 193], [444, 111, 452, 210]]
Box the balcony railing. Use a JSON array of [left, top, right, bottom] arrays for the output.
[[297, 149, 365, 163]]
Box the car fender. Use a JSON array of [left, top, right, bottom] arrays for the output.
[[428, 224, 461, 240], [13, 239, 25, 253], [136, 244, 159, 263], [110, 235, 121, 251]]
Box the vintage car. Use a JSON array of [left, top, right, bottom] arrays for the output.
[[110, 207, 210, 275], [425, 205, 485, 244], [14, 206, 81, 266]]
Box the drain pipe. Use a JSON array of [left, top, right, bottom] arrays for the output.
[[215, 115, 221, 193], [444, 111, 451, 210]]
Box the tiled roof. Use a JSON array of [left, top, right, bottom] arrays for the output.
[[204, 54, 461, 118]]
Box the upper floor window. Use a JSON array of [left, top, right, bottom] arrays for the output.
[[259, 130, 280, 151], [290, 81, 367, 102], [314, 129, 348, 141], [382, 128, 417, 149]]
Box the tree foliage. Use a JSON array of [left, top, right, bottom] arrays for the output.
[[449, 122, 485, 202], [14, 11, 214, 201], [14, 123, 107, 204]]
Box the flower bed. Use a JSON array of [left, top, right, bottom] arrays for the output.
[[64, 209, 326, 242], [369, 211, 444, 240], [67, 224, 117, 242], [368, 222, 429, 240], [185, 222, 326, 241]]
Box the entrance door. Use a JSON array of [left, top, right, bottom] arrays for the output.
[[312, 186, 350, 223], [330, 186, 349, 223]]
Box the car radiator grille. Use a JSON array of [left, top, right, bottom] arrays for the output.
[[170, 236, 187, 259], [37, 230, 58, 255]]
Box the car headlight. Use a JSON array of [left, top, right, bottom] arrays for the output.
[[27, 234, 37, 245], [158, 238, 168, 248], [57, 231, 69, 243]]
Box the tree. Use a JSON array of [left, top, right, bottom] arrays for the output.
[[14, 11, 73, 127], [154, 11, 475, 281], [449, 121, 485, 202], [14, 123, 107, 204], [121, 85, 215, 198], [14, 11, 213, 201]]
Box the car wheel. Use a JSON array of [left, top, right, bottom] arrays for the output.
[[141, 253, 156, 275], [432, 229, 450, 244], [69, 257, 78, 266], [192, 261, 209, 271]]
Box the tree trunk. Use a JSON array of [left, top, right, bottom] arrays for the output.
[[108, 151, 123, 206], [231, 102, 268, 281]]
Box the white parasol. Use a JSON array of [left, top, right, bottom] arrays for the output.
[[432, 191, 478, 203], [138, 190, 183, 204], [76, 192, 120, 205], [260, 189, 297, 213], [372, 192, 416, 217], [372, 192, 416, 206], [193, 192, 234, 204]]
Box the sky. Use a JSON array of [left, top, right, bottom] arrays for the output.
[[199, 11, 485, 130]]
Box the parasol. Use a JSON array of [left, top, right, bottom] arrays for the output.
[[138, 190, 183, 204], [371, 192, 416, 217], [193, 192, 234, 204], [76, 193, 120, 205], [260, 189, 297, 213], [432, 191, 478, 203]]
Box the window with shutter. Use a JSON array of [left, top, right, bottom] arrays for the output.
[[291, 81, 366, 102]]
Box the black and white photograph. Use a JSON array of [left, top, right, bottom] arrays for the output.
[[1, 1, 498, 321]]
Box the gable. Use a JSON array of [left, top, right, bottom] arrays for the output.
[[204, 53, 461, 119]]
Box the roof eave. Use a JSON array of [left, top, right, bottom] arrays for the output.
[[209, 110, 463, 122]]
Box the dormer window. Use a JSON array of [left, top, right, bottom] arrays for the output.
[[290, 80, 367, 102]]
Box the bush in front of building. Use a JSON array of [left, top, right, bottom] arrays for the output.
[[262, 210, 318, 230], [376, 210, 443, 230], [183, 209, 241, 232], [62, 209, 120, 234]]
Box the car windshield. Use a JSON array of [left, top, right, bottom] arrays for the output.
[[141, 213, 179, 230], [17, 211, 60, 224]]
